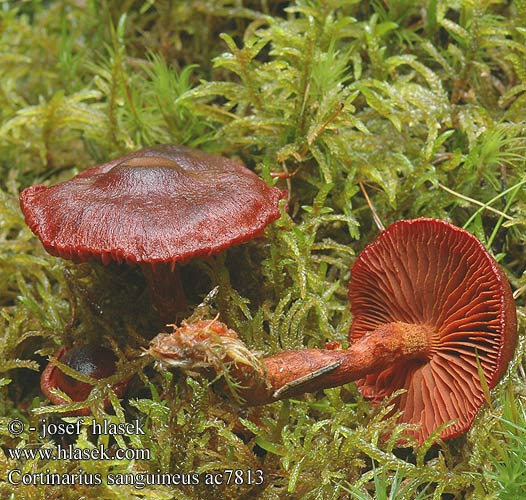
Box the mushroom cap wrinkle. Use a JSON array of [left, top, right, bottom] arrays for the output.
[[20, 145, 287, 266], [349, 218, 517, 442]]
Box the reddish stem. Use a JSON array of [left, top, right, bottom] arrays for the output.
[[236, 322, 433, 405], [142, 264, 187, 324]]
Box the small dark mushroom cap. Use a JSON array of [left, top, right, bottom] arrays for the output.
[[349, 218, 517, 442], [40, 345, 129, 416], [20, 145, 287, 266]]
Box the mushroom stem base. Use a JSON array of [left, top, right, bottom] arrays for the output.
[[236, 322, 433, 405]]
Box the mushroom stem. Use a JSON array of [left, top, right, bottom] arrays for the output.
[[236, 322, 433, 405], [142, 264, 187, 324]]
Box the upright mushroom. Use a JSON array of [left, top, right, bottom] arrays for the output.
[[20, 145, 287, 323], [40, 345, 129, 415], [156, 218, 516, 443]]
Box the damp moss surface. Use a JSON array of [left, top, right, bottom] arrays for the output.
[[1, 1, 525, 499]]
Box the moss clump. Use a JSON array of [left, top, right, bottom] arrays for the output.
[[1, 1, 525, 498]]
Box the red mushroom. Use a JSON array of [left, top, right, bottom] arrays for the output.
[[20, 145, 287, 322], [40, 345, 129, 415], [182, 218, 516, 443], [347, 218, 517, 441]]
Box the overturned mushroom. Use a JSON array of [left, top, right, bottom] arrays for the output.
[[151, 218, 517, 443], [347, 218, 518, 441], [20, 145, 287, 323]]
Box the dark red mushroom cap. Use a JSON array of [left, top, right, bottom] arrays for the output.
[[349, 218, 517, 442], [20, 145, 287, 266], [40, 345, 129, 416]]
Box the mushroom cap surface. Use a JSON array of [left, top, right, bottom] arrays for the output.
[[20, 145, 287, 266], [40, 345, 129, 416], [349, 218, 517, 442]]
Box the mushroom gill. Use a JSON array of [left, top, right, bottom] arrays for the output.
[[349, 218, 517, 441], [154, 218, 517, 444]]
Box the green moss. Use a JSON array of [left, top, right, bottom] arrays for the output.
[[1, 0, 525, 498]]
